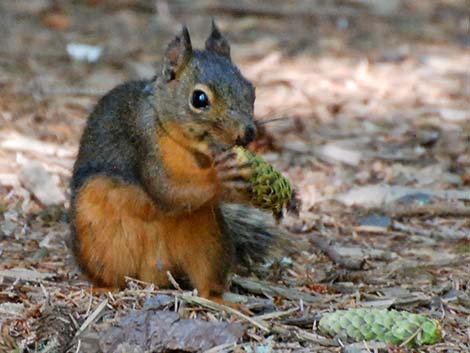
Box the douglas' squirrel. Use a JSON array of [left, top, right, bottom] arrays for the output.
[[70, 21, 290, 301]]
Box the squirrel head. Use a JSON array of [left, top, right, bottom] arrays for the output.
[[152, 21, 256, 159]]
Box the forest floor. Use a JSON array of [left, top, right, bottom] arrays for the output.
[[0, 1, 469, 352]]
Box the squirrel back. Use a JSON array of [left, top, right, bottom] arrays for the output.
[[70, 22, 291, 299]]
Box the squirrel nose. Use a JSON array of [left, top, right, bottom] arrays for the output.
[[236, 124, 257, 146]]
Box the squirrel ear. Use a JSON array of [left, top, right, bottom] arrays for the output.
[[205, 19, 231, 59], [162, 26, 192, 82]]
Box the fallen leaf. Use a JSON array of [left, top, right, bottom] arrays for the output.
[[99, 309, 244, 353]]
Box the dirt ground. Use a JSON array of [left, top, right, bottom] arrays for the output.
[[0, 1, 469, 352]]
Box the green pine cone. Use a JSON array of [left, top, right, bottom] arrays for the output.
[[233, 147, 296, 216], [319, 308, 441, 347]]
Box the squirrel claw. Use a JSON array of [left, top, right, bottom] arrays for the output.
[[216, 166, 252, 181], [215, 151, 253, 199], [216, 159, 251, 172], [222, 180, 251, 193], [215, 150, 253, 183], [214, 150, 237, 164]]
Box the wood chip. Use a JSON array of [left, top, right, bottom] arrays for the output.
[[0, 268, 55, 281], [19, 161, 66, 206]]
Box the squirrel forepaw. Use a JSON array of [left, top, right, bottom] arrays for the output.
[[215, 150, 253, 197]]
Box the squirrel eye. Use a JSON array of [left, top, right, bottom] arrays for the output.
[[191, 90, 210, 110]]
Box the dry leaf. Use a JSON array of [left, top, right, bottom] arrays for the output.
[[100, 310, 244, 353]]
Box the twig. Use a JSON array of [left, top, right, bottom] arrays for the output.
[[385, 202, 470, 218], [254, 308, 299, 321], [166, 271, 183, 291], [308, 234, 365, 270], [231, 276, 322, 303], [74, 299, 108, 338], [393, 256, 469, 273], [256, 117, 290, 125], [281, 314, 321, 328], [179, 294, 270, 332], [392, 221, 469, 240], [399, 326, 422, 347], [362, 340, 377, 352], [68, 313, 79, 330], [85, 292, 93, 316], [74, 339, 81, 353], [270, 323, 337, 346], [202, 342, 240, 353], [371, 255, 470, 279]]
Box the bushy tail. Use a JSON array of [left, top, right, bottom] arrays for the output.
[[221, 203, 296, 272]]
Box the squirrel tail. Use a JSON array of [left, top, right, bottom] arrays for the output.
[[221, 203, 296, 272]]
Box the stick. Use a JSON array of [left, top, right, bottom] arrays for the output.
[[384, 255, 469, 277], [270, 323, 337, 346], [281, 315, 321, 328], [166, 271, 183, 291], [385, 203, 470, 218], [308, 234, 365, 270], [179, 294, 270, 332], [399, 326, 422, 347], [202, 343, 240, 353], [392, 221, 458, 240], [231, 276, 322, 303], [254, 308, 299, 321], [74, 299, 108, 338]]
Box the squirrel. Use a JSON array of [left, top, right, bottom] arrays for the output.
[[69, 21, 290, 302]]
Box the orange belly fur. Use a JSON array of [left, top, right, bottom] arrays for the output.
[[74, 175, 230, 296]]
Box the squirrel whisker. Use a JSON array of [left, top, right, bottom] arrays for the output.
[[255, 117, 290, 125]]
